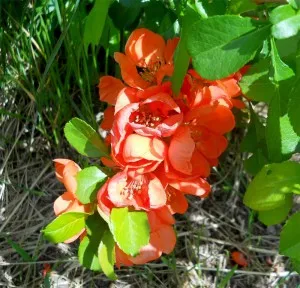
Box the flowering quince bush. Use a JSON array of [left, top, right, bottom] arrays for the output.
[[42, 0, 300, 279]]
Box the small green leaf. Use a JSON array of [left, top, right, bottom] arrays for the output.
[[288, 78, 300, 136], [6, 238, 33, 262], [76, 166, 107, 204], [288, 0, 300, 9], [79, 236, 102, 271], [270, 4, 296, 25], [99, 230, 117, 280], [280, 212, 300, 258], [171, 7, 200, 94], [218, 265, 238, 288], [43, 212, 88, 243], [227, 0, 257, 15], [243, 162, 300, 211], [78, 212, 108, 271], [187, 16, 270, 80], [270, 5, 300, 39], [64, 118, 108, 158], [239, 59, 275, 103], [83, 0, 110, 53], [270, 37, 295, 82], [258, 194, 293, 226], [110, 207, 150, 256]]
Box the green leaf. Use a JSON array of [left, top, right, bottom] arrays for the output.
[[270, 5, 300, 39], [109, 0, 142, 30], [171, 7, 200, 94], [6, 238, 33, 262], [266, 84, 300, 161], [270, 5, 296, 25], [187, 16, 270, 80], [244, 150, 268, 175], [85, 210, 108, 237], [99, 230, 117, 280], [43, 212, 88, 243], [240, 105, 266, 153], [288, 78, 300, 136], [239, 59, 275, 103], [243, 162, 300, 211], [227, 0, 257, 15], [79, 236, 102, 271], [280, 212, 300, 258], [76, 166, 107, 204], [270, 37, 295, 81], [83, 0, 110, 54], [258, 194, 293, 226], [78, 212, 108, 271], [218, 265, 238, 288], [110, 207, 150, 256], [288, 0, 300, 9], [142, 1, 177, 36], [195, 0, 227, 16], [291, 258, 300, 273], [64, 118, 108, 158]]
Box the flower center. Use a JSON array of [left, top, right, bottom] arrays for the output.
[[136, 58, 164, 83], [130, 104, 168, 128], [131, 111, 163, 128], [120, 177, 146, 200]]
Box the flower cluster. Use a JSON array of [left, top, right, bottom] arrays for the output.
[[52, 28, 246, 268]]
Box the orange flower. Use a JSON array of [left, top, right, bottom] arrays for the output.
[[231, 251, 248, 267], [103, 170, 167, 210], [53, 159, 91, 243], [114, 28, 179, 89], [155, 163, 211, 213], [183, 69, 246, 109], [42, 263, 51, 277], [115, 207, 176, 266], [168, 104, 235, 177], [113, 91, 182, 138], [111, 128, 167, 175]]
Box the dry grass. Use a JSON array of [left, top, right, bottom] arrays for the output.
[[1, 92, 300, 288]]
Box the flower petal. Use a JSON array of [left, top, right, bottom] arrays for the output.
[[125, 28, 165, 66], [164, 37, 180, 64], [152, 225, 176, 254], [123, 134, 165, 162], [99, 76, 125, 105], [129, 234, 162, 264], [100, 106, 115, 130], [115, 245, 133, 268], [168, 126, 195, 175], [53, 159, 71, 182], [115, 87, 139, 114], [195, 128, 228, 159], [166, 186, 188, 214], [169, 178, 211, 197], [114, 52, 150, 89], [147, 174, 167, 208], [53, 191, 74, 216], [63, 161, 81, 195]]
